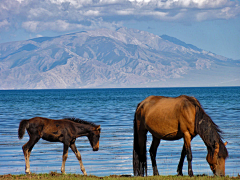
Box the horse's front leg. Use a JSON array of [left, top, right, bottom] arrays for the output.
[[61, 144, 69, 174], [177, 144, 186, 176], [70, 143, 87, 175], [149, 136, 160, 176], [184, 132, 194, 177]]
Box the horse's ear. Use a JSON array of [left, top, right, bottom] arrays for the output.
[[224, 141, 228, 146], [95, 125, 101, 131]]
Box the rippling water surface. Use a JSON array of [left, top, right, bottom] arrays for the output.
[[0, 87, 239, 176]]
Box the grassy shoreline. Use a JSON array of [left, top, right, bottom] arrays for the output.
[[0, 172, 239, 180]]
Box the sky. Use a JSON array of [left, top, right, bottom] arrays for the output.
[[0, 0, 240, 60]]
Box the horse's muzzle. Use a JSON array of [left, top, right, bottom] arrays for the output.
[[214, 169, 225, 177], [93, 147, 99, 151], [215, 171, 225, 177]]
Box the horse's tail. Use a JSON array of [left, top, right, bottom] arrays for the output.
[[133, 103, 147, 176], [133, 104, 140, 176], [18, 119, 29, 139]]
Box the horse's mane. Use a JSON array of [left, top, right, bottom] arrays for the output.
[[183, 95, 228, 159], [65, 117, 98, 127]]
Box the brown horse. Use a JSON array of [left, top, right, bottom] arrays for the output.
[[133, 95, 228, 177], [18, 117, 101, 175]]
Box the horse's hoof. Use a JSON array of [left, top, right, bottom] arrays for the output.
[[177, 170, 183, 176], [153, 167, 159, 176], [189, 171, 194, 177], [25, 171, 31, 175]]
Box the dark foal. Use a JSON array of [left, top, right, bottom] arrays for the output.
[[18, 117, 101, 175]]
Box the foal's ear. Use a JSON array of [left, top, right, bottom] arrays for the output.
[[224, 141, 228, 146]]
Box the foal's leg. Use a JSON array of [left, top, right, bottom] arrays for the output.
[[70, 143, 87, 175], [22, 136, 40, 174], [61, 144, 69, 174], [149, 136, 160, 176], [184, 132, 193, 177], [177, 144, 186, 176]]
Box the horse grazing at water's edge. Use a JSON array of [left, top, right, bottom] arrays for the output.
[[18, 117, 101, 175], [133, 95, 228, 177]]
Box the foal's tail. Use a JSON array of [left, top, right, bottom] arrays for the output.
[[18, 119, 29, 139]]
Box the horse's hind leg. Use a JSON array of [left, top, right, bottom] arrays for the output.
[[138, 129, 148, 176], [184, 132, 193, 177], [149, 136, 160, 176], [22, 136, 40, 174], [61, 144, 69, 174], [70, 143, 87, 175], [177, 144, 186, 176]]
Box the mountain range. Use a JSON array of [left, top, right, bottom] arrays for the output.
[[0, 27, 239, 89]]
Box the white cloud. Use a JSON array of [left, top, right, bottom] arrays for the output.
[[16, 0, 25, 3], [22, 20, 81, 32], [116, 9, 135, 15], [1, 0, 240, 33], [83, 10, 100, 16], [162, 0, 230, 8], [28, 8, 53, 19], [22, 21, 40, 32], [36, 34, 43, 37], [0, 19, 9, 29], [22, 18, 120, 32]]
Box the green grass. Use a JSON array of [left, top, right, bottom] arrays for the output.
[[0, 172, 239, 180]]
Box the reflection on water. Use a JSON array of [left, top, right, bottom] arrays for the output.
[[0, 87, 239, 176]]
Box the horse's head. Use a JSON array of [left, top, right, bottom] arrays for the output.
[[206, 142, 228, 176], [88, 125, 101, 151]]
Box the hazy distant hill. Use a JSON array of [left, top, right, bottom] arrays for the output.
[[0, 27, 239, 89]]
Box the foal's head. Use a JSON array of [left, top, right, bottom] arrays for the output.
[[206, 142, 228, 176], [88, 125, 101, 151]]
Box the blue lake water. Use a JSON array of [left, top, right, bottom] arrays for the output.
[[0, 87, 239, 176]]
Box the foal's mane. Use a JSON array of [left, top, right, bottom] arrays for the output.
[[183, 95, 228, 159], [65, 117, 98, 127]]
